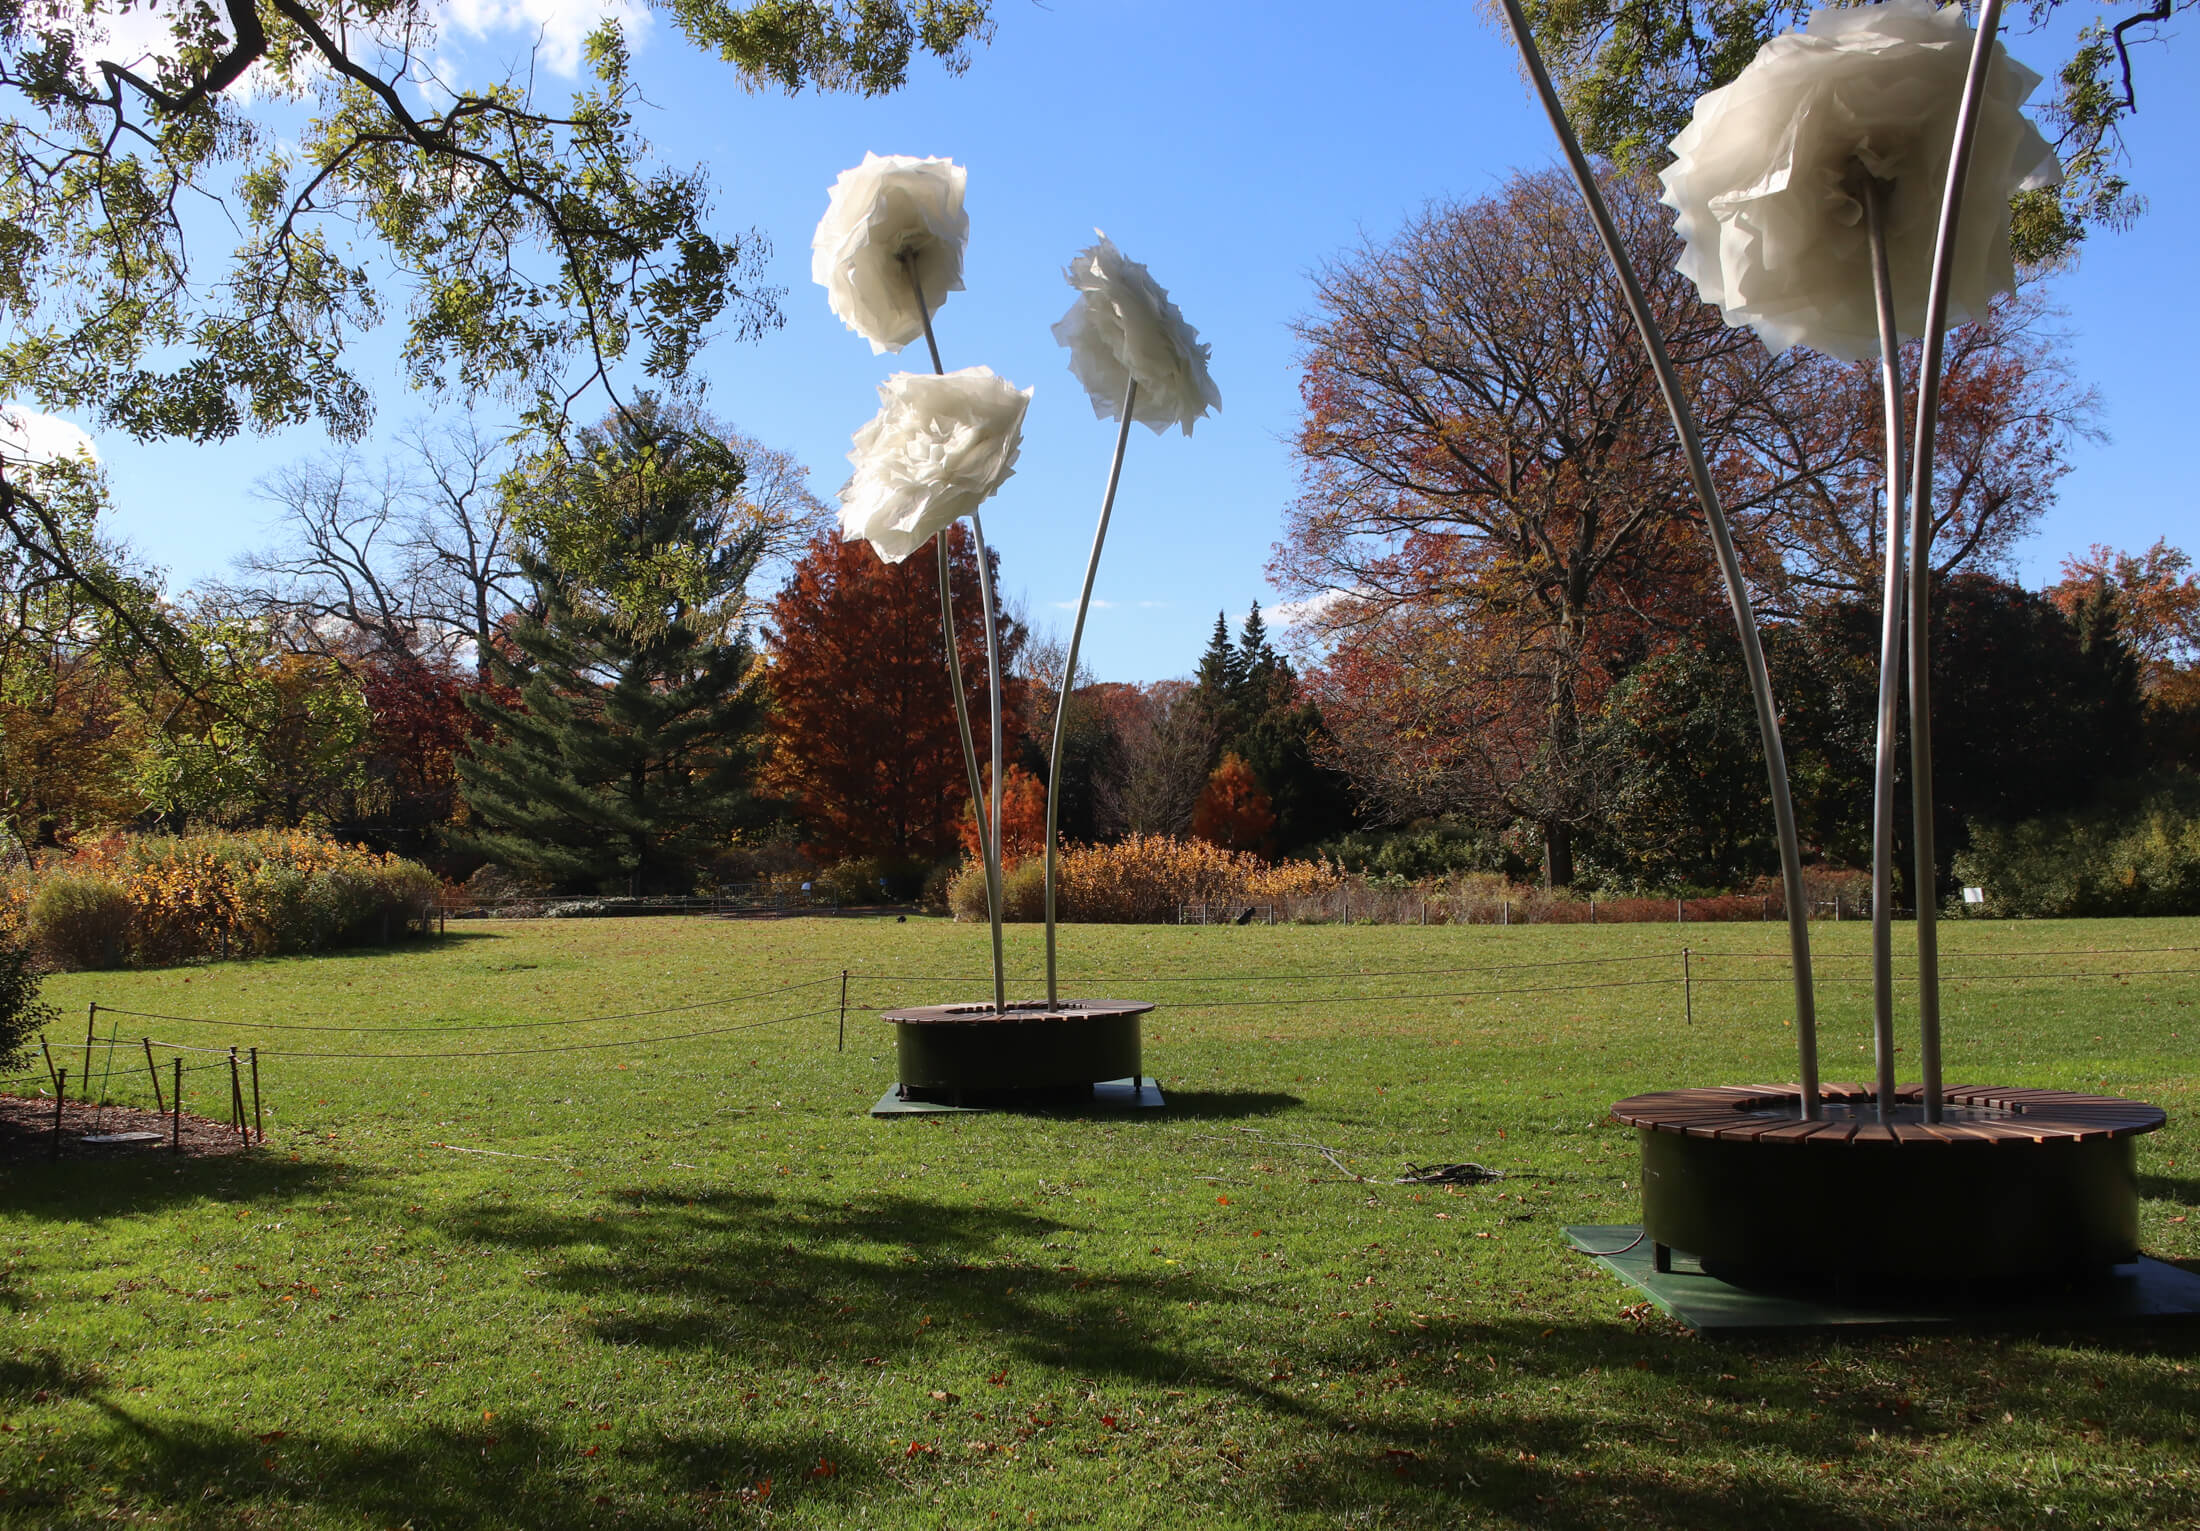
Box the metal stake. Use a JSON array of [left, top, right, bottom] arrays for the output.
[[903, 252, 1006, 1013], [1905, 0, 2009, 1123], [1683, 948, 1693, 1027], [51, 1068, 64, 1160], [250, 1048, 263, 1144], [1862, 169, 1908, 1124], [1495, 0, 1821, 1116], [838, 970, 849, 1053], [82, 1003, 96, 1098], [171, 1058, 181, 1154], [39, 1033, 56, 1093], [144, 1038, 164, 1114], [1045, 377, 1139, 1004], [229, 1048, 244, 1136]]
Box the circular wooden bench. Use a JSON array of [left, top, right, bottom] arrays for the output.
[[1610, 1083, 2165, 1286]]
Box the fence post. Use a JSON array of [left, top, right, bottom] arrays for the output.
[[838, 970, 849, 1053], [144, 1038, 164, 1114], [250, 1048, 263, 1144], [51, 1068, 65, 1160], [39, 1033, 56, 1093], [228, 1048, 244, 1136], [1676, 898, 1684, 925], [172, 1058, 182, 1154], [82, 1004, 97, 1100], [1683, 947, 1693, 1027], [1590, 898, 1596, 926]]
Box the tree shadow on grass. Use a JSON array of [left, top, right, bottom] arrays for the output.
[[433, 1185, 2200, 1529], [12, 1178, 2200, 1530], [0, 1146, 346, 1221], [23, 1408, 869, 1530]]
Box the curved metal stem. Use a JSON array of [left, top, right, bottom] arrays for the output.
[[1906, 0, 2007, 1121], [1496, 0, 1820, 1116], [972, 508, 1008, 1013], [1862, 171, 1907, 1124], [904, 253, 1004, 1011], [1044, 378, 1138, 1004]]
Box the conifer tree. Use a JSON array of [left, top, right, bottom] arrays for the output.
[[459, 407, 767, 894]]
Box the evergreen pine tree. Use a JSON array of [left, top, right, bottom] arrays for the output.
[[1194, 610, 1240, 706], [458, 407, 767, 895]]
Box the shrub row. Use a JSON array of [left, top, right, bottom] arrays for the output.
[[1, 830, 440, 971], [948, 834, 1344, 924], [1954, 777, 2200, 918]]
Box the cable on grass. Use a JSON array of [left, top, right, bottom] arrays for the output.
[[1571, 1230, 1651, 1257]]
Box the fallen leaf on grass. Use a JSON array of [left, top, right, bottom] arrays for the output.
[[905, 1441, 937, 1458], [808, 1458, 836, 1479]]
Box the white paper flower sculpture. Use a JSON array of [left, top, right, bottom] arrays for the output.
[[1659, 0, 2060, 361], [838, 367, 1033, 564], [1051, 233, 1221, 436], [812, 153, 970, 354]]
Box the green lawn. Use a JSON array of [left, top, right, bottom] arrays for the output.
[[4, 915, 2196, 1529]]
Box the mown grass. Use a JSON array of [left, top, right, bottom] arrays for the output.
[[3, 914, 2196, 1529]]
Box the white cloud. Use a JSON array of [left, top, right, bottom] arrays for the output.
[[1266, 590, 1351, 630], [0, 405, 98, 468], [1051, 598, 1118, 611], [440, 0, 652, 78]]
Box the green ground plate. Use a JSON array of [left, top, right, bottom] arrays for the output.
[[869, 1077, 1166, 1117], [1564, 1226, 2200, 1335]]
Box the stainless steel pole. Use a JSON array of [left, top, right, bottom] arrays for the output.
[[904, 255, 1006, 1011], [1495, 0, 1821, 1116], [970, 509, 1009, 1012], [1044, 379, 1139, 1004], [1906, 0, 2008, 1122], [1862, 172, 1907, 1124]]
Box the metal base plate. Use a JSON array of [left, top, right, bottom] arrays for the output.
[[869, 1078, 1166, 1117], [1565, 1226, 2200, 1334]]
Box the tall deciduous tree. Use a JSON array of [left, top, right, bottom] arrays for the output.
[[459, 409, 768, 893], [1276, 168, 1792, 884], [1751, 297, 2099, 607], [760, 528, 1022, 864]]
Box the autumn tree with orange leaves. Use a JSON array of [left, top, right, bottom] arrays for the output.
[[1275, 168, 1823, 885], [762, 529, 1027, 865]]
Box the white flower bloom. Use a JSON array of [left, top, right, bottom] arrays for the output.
[[1660, 0, 2060, 361], [811, 153, 969, 355], [838, 368, 1033, 564], [1051, 232, 1221, 437]]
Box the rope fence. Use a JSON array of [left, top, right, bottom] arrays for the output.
[[8, 942, 2193, 1157]]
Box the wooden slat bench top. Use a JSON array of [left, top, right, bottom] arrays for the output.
[[1611, 1081, 2165, 1146]]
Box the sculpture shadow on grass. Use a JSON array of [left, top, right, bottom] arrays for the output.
[[2140, 1172, 2200, 1209], [10, 1175, 2200, 1528]]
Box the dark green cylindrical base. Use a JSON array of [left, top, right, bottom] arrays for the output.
[[1639, 1127, 2141, 1285], [887, 1000, 1148, 1102]]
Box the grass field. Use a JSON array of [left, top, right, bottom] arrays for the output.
[[3, 914, 2196, 1529]]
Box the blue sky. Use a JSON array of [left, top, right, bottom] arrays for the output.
[[70, 0, 2200, 683]]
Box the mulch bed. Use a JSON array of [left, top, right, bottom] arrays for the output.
[[0, 1091, 255, 1161]]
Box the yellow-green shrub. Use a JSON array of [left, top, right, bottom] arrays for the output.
[[21, 830, 438, 969], [28, 874, 133, 969], [947, 858, 1049, 922]]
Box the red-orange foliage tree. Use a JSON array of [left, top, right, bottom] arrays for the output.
[[959, 762, 1047, 862], [762, 528, 1026, 863], [1191, 752, 1276, 856]]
